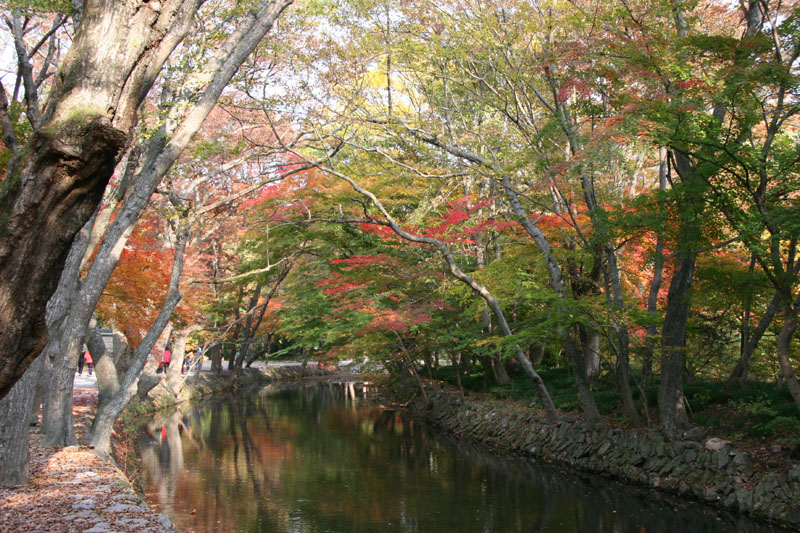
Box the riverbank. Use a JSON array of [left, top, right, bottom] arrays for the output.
[[0, 365, 330, 532], [409, 386, 800, 530]]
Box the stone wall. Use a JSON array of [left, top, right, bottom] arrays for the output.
[[415, 389, 800, 529]]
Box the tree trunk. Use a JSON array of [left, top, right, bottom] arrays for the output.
[[40, 0, 294, 442], [776, 307, 800, 414], [89, 226, 189, 455], [579, 325, 600, 379], [165, 326, 200, 395], [0, 0, 205, 399], [728, 291, 782, 386], [209, 343, 224, 374], [492, 357, 511, 385], [604, 245, 641, 426], [451, 353, 465, 399], [658, 253, 696, 435], [86, 319, 118, 413], [0, 357, 41, 486]]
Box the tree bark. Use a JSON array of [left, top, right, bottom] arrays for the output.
[[0, 357, 41, 486], [658, 252, 695, 435], [40, 0, 294, 443], [86, 319, 118, 412], [776, 306, 800, 414], [728, 291, 782, 385], [88, 226, 189, 455], [0, 0, 205, 399]]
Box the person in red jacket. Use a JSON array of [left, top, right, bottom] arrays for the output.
[[84, 351, 93, 375], [163, 347, 171, 370]]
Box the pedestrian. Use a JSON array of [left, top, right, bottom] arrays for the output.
[[85, 351, 93, 375], [77, 351, 86, 375], [163, 347, 171, 370]]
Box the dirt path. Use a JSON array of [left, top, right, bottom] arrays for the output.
[[0, 387, 172, 533]]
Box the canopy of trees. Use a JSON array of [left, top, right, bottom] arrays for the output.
[[1, 0, 800, 485]]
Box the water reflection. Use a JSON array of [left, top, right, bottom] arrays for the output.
[[139, 382, 785, 532]]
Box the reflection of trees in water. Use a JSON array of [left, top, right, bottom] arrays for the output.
[[138, 384, 781, 533]]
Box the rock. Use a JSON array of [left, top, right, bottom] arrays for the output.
[[684, 449, 698, 462], [104, 503, 148, 513], [724, 492, 737, 508], [674, 440, 702, 452], [715, 450, 730, 469], [115, 518, 149, 528], [597, 442, 612, 456], [732, 452, 752, 471], [156, 513, 173, 529], [72, 501, 95, 511], [786, 506, 800, 527], [788, 466, 800, 483], [84, 523, 113, 533], [771, 445, 782, 453], [629, 455, 646, 467], [736, 488, 753, 512], [705, 437, 731, 452], [755, 473, 780, 500], [684, 427, 707, 441]]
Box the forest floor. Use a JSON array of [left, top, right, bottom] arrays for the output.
[[0, 385, 172, 533]]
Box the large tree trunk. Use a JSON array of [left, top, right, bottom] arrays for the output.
[[40, 0, 294, 444], [209, 343, 224, 374], [0, 0, 205, 399], [0, 357, 41, 486]]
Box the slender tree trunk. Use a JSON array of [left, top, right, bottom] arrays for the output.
[[658, 252, 696, 435], [451, 353, 465, 399], [88, 226, 189, 455], [86, 319, 118, 412], [776, 306, 800, 413], [728, 291, 782, 386], [165, 328, 190, 395], [579, 325, 600, 379], [604, 245, 641, 426]]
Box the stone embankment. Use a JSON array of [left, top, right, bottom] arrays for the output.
[[415, 389, 800, 529]]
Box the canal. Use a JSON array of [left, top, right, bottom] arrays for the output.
[[138, 382, 786, 532]]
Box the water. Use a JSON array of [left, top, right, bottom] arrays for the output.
[[138, 382, 785, 532]]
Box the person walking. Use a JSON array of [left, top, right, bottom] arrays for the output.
[[163, 347, 171, 370], [77, 351, 86, 375], [85, 351, 93, 376]]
